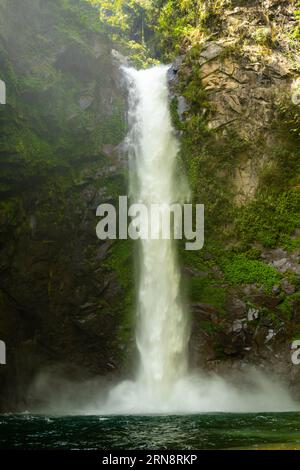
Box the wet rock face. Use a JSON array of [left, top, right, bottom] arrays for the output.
[[173, 0, 300, 205], [262, 247, 300, 276], [0, 0, 129, 411], [187, 233, 300, 388], [198, 41, 295, 143], [168, 56, 190, 120], [196, 41, 296, 204], [167, 56, 184, 84]]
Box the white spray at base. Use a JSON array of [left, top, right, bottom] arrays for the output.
[[29, 66, 299, 415], [97, 65, 298, 414]]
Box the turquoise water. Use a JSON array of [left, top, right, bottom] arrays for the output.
[[0, 413, 300, 449]]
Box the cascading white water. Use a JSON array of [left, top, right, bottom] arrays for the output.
[[126, 65, 190, 403], [101, 65, 192, 413]]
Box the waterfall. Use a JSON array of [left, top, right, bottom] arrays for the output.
[[100, 65, 192, 413], [126, 65, 190, 402]]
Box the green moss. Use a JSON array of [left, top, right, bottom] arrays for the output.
[[276, 98, 300, 139], [251, 27, 274, 48], [170, 97, 184, 131], [235, 189, 300, 249], [189, 276, 225, 310], [220, 253, 281, 292], [183, 78, 210, 111], [278, 292, 300, 321], [281, 235, 300, 252], [0, 198, 22, 226], [154, 0, 225, 59], [104, 239, 133, 286], [103, 239, 135, 343], [101, 99, 126, 145], [18, 65, 60, 93], [293, 2, 300, 41], [103, 173, 128, 199], [199, 320, 216, 335], [244, 247, 262, 260]]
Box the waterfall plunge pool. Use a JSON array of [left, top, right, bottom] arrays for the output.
[[1, 413, 300, 450]]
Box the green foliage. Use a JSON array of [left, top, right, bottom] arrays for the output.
[[244, 247, 262, 260], [235, 189, 300, 249], [189, 276, 226, 309], [251, 26, 274, 48], [278, 292, 300, 321], [280, 235, 300, 252], [155, 0, 225, 58], [0, 0, 127, 200], [104, 239, 133, 287], [100, 99, 126, 145], [104, 173, 128, 198], [293, 2, 300, 40], [87, 0, 227, 61], [179, 124, 248, 228], [170, 97, 184, 130], [103, 239, 135, 341], [87, 0, 157, 65], [230, 104, 300, 251], [60, 0, 106, 33], [220, 254, 281, 291], [0, 198, 22, 227], [276, 97, 300, 139], [199, 320, 216, 334], [89, 0, 149, 36]]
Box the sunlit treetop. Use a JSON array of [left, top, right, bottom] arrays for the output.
[[86, 1, 227, 57], [88, 0, 152, 36]]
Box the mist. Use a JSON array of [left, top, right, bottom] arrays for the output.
[[28, 366, 299, 415]]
